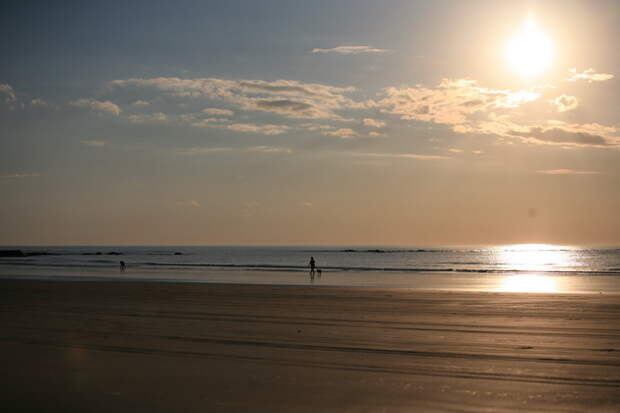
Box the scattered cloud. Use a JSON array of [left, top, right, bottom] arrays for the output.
[[353, 152, 450, 160], [202, 107, 234, 116], [109, 77, 355, 120], [248, 146, 292, 153], [1, 173, 40, 178], [132, 99, 150, 106], [537, 169, 600, 175], [567, 68, 614, 82], [324, 128, 357, 138], [311, 45, 389, 54], [71, 98, 121, 115], [182, 147, 234, 155], [30, 98, 47, 107], [225, 123, 290, 135], [448, 148, 464, 153], [378, 78, 541, 125], [300, 123, 333, 132], [0, 83, 16, 103], [509, 123, 615, 147], [549, 95, 578, 112], [471, 150, 483, 154], [128, 112, 167, 123], [176, 200, 201, 207], [81, 140, 105, 147], [363, 118, 386, 128], [368, 131, 386, 138]]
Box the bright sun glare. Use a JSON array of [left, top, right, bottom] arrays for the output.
[[505, 20, 554, 77]]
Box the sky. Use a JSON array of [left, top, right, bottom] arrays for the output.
[[1, 0, 619, 246]]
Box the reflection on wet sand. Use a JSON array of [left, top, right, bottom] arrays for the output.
[[497, 274, 558, 293]]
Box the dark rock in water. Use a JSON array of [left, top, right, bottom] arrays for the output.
[[96, 251, 102, 255], [342, 249, 356, 252], [174, 252, 183, 255], [107, 252, 123, 256], [0, 249, 26, 257], [366, 249, 386, 253]]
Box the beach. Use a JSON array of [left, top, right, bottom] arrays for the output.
[[1, 278, 619, 412]]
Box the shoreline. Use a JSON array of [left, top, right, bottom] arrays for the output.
[[2, 263, 620, 294]]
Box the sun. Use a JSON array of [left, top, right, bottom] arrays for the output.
[[505, 20, 554, 77]]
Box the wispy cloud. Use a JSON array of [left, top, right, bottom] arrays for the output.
[[353, 152, 450, 160], [248, 146, 292, 153], [0, 83, 16, 103], [362, 118, 386, 128], [537, 169, 600, 175], [176, 200, 201, 207], [378, 78, 541, 125], [71, 98, 121, 115], [109, 77, 355, 120], [1, 173, 40, 178], [202, 108, 234, 116], [128, 112, 167, 123], [81, 140, 105, 147], [311, 45, 389, 54], [131, 99, 150, 106], [567, 68, 614, 82], [324, 128, 357, 138], [30, 98, 47, 107], [549, 95, 578, 112], [182, 145, 291, 155], [225, 123, 289, 135]]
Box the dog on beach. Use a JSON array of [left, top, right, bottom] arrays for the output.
[[317, 269, 322, 277]]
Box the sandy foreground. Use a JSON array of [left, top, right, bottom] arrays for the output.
[[0, 279, 619, 412]]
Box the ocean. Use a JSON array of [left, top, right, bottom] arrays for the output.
[[1, 245, 619, 292]]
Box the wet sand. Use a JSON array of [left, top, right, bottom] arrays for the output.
[[1, 279, 619, 412]]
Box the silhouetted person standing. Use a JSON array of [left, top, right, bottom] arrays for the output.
[[120, 261, 126, 273], [309, 256, 316, 276]]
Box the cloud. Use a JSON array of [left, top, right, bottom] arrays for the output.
[[0, 173, 40, 178], [324, 128, 357, 138], [182, 147, 234, 155], [378, 78, 541, 125], [128, 112, 167, 123], [248, 146, 292, 153], [509, 124, 615, 147], [353, 152, 450, 160], [81, 140, 105, 147], [71, 98, 121, 115], [132, 99, 150, 106], [225, 123, 290, 135], [202, 108, 233, 116], [311, 45, 389, 54], [300, 123, 333, 132], [567, 68, 614, 82], [30, 98, 47, 107], [368, 131, 386, 138], [109, 77, 355, 120], [176, 200, 200, 207], [448, 148, 463, 153], [0, 83, 16, 103], [362, 118, 386, 128], [549, 95, 578, 112], [537, 169, 600, 175]]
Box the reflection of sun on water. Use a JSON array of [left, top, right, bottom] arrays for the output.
[[495, 244, 572, 293]]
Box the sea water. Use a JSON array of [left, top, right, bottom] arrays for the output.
[[1, 245, 619, 292]]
